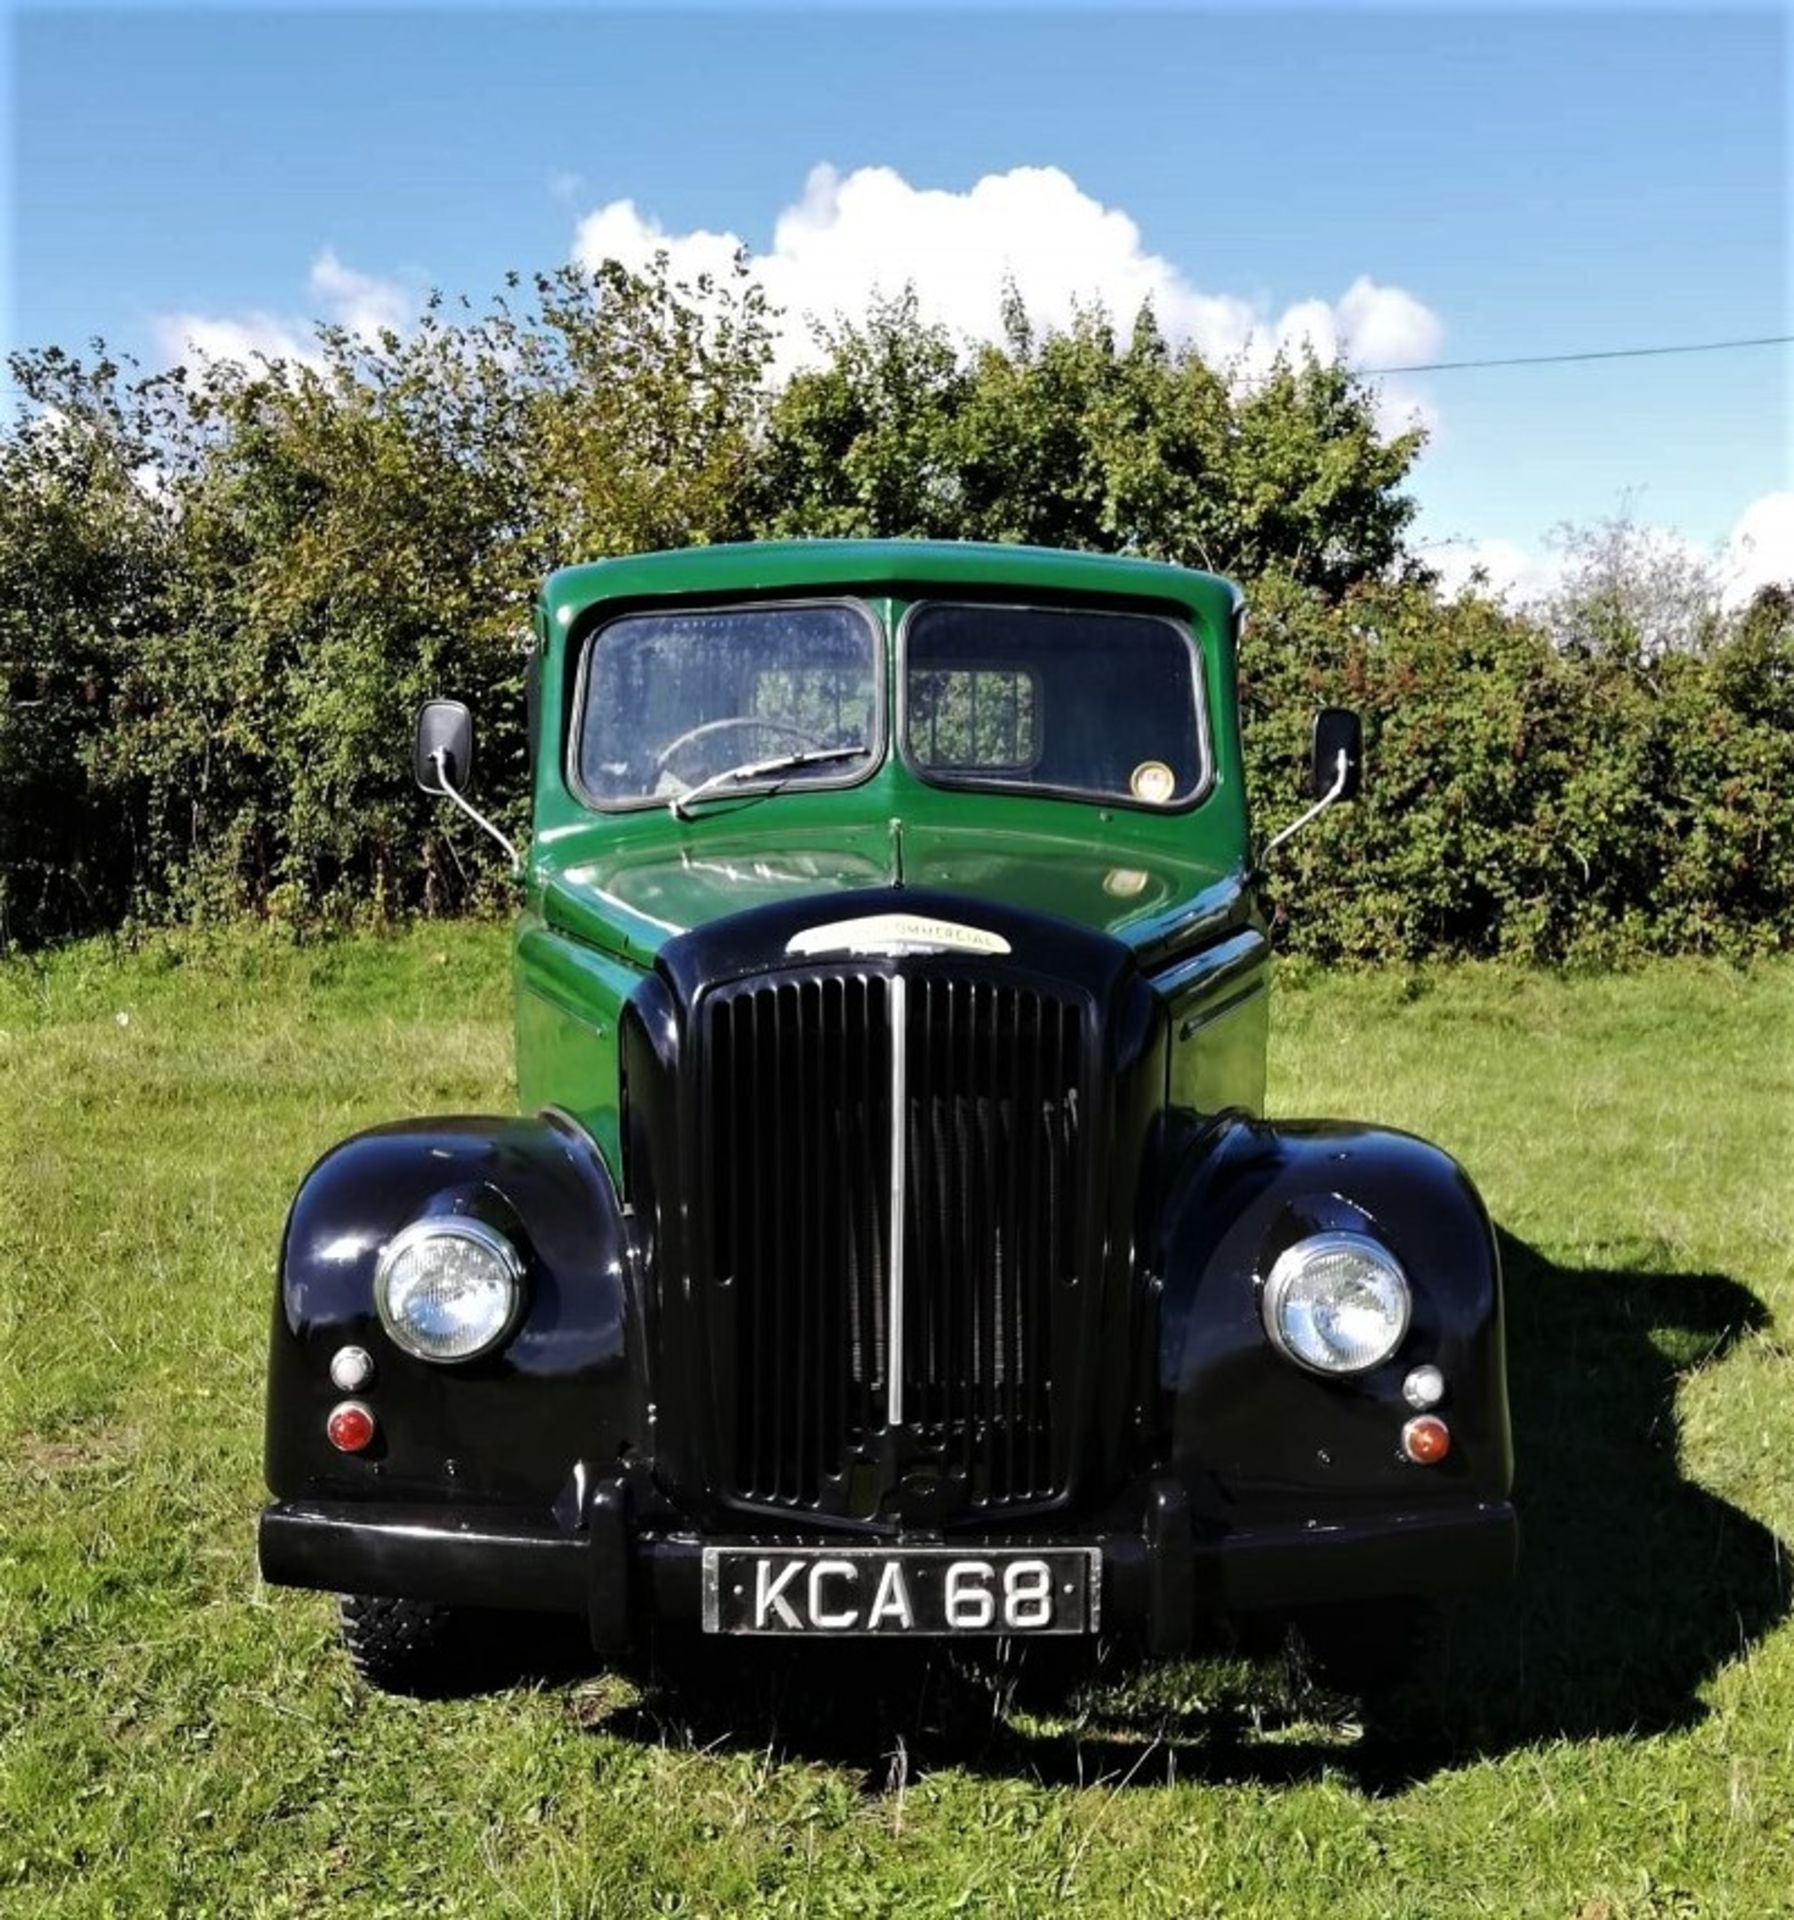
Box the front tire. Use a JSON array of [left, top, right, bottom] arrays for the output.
[[338, 1594, 589, 1696], [1285, 1598, 1429, 1700], [338, 1594, 482, 1695]]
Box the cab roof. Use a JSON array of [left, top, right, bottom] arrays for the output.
[[541, 539, 1237, 631]]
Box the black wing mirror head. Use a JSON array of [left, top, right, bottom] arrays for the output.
[[1311, 707, 1364, 801], [415, 699, 475, 795]]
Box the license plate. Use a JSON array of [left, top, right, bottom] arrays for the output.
[[702, 1546, 1101, 1636]]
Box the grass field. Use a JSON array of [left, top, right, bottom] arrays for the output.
[[2, 929, 1791, 1918]]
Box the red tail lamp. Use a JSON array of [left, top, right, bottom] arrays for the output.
[[1401, 1414, 1451, 1465], [326, 1400, 377, 1454]]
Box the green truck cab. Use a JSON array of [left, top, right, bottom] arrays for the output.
[[260, 539, 1514, 1691]]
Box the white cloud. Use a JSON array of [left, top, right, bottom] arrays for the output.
[[1334, 276, 1441, 373], [1428, 536, 1561, 602], [1430, 493, 1792, 611], [570, 162, 1443, 423], [153, 251, 414, 368], [153, 308, 318, 368], [1724, 491, 1794, 602], [306, 250, 411, 338]]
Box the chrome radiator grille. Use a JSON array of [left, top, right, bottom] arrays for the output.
[[702, 967, 1087, 1518]]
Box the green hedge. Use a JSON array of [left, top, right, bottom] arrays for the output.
[[1244, 575, 1794, 963], [2, 266, 1789, 962]]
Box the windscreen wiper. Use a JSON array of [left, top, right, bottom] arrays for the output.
[[669, 746, 867, 821]]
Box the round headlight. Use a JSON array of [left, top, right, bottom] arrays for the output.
[[1260, 1231, 1411, 1375], [374, 1218, 524, 1363]]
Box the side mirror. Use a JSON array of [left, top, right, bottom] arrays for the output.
[[1259, 706, 1365, 871], [1310, 707, 1363, 801], [412, 697, 521, 874], [415, 699, 475, 795]]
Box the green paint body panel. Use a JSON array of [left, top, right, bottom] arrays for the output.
[[517, 540, 1262, 1167]]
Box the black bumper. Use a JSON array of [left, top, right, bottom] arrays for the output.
[[259, 1490, 1518, 1654]]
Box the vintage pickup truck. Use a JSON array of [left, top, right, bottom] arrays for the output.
[[258, 539, 1515, 1694]]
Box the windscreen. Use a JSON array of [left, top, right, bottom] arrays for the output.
[[904, 603, 1206, 807], [576, 602, 880, 806]]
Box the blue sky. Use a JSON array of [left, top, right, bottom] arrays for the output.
[[7, 3, 1789, 589]]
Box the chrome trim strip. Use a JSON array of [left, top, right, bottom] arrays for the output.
[[886, 971, 909, 1428]]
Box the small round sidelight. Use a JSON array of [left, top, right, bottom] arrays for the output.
[[1260, 1232, 1412, 1376], [329, 1345, 375, 1393], [374, 1217, 524, 1363], [1402, 1363, 1446, 1410], [1401, 1414, 1452, 1465], [326, 1400, 377, 1453]]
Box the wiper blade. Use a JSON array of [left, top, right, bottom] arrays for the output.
[[669, 746, 867, 820]]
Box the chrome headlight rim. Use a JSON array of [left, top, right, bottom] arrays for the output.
[[373, 1215, 526, 1365], [1259, 1229, 1412, 1377]]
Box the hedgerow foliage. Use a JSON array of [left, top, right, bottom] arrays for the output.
[[2, 262, 1789, 960], [1243, 572, 1794, 963]]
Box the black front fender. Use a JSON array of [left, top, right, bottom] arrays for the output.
[[1154, 1118, 1512, 1517], [265, 1113, 643, 1510]]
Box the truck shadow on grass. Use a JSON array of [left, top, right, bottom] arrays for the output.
[[570, 1230, 1788, 1793]]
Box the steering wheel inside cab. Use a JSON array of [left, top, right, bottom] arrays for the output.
[[651, 716, 821, 796]]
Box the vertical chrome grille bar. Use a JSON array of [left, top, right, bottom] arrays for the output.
[[886, 969, 908, 1428]]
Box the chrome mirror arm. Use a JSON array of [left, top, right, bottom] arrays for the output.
[[431, 748, 521, 874], [1257, 748, 1350, 868]]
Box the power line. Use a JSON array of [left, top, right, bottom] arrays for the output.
[[1371, 332, 1794, 376]]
